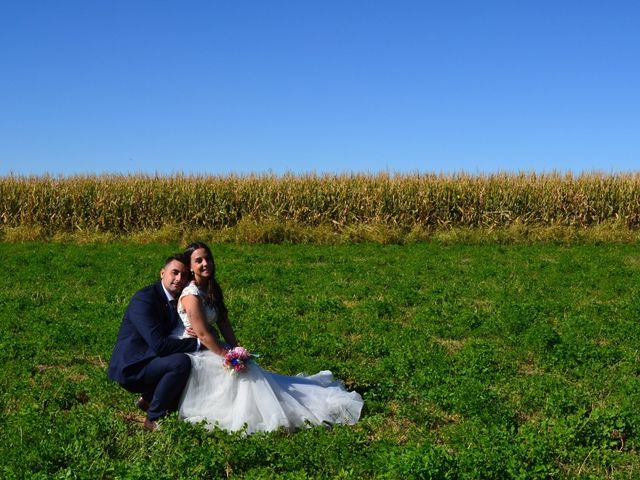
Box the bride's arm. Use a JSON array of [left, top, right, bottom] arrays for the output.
[[181, 294, 228, 356], [217, 313, 238, 348]]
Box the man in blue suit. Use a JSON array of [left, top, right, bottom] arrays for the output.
[[108, 253, 199, 431]]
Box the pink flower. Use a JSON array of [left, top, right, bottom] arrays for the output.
[[223, 346, 251, 373]]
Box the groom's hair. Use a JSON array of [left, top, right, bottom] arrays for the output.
[[164, 253, 187, 267]]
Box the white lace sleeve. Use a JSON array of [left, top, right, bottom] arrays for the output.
[[177, 282, 201, 328]]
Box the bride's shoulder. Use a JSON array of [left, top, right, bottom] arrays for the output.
[[180, 282, 201, 298]]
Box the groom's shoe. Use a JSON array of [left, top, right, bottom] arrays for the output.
[[143, 418, 160, 432], [135, 396, 150, 412]]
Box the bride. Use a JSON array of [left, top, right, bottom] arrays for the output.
[[174, 241, 363, 434]]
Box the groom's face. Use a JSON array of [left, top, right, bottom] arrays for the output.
[[160, 260, 189, 298]]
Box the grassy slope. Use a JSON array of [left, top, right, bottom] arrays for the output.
[[0, 242, 639, 478]]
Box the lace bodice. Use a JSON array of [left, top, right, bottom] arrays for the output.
[[177, 282, 218, 330]]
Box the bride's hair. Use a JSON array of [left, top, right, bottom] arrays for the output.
[[183, 241, 228, 321]]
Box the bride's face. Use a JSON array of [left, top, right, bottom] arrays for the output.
[[191, 248, 214, 281]]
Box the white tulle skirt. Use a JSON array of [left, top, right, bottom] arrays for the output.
[[178, 351, 364, 434]]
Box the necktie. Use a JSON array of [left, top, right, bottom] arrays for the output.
[[169, 299, 179, 328]]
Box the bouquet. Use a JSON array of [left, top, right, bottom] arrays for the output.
[[223, 346, 252, 373]]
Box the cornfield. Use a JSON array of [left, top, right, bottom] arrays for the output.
[[1, 172, 640, 235]]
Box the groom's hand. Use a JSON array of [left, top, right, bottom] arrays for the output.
[[185, 327, 198, 338]]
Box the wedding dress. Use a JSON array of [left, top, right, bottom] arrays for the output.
[[176, 282, 363, 434]]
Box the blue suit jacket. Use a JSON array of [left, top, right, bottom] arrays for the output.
[[108, 281, 198, 387]]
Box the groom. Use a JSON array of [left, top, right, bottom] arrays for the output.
[[108, 253, 199, 431]]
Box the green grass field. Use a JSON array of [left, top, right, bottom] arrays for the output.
[[1, 241, 639, 478]]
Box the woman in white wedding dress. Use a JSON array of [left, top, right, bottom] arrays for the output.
[[175, 242, 363, 434]]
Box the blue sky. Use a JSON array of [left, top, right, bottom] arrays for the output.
[[1, 1, 639, 176]]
